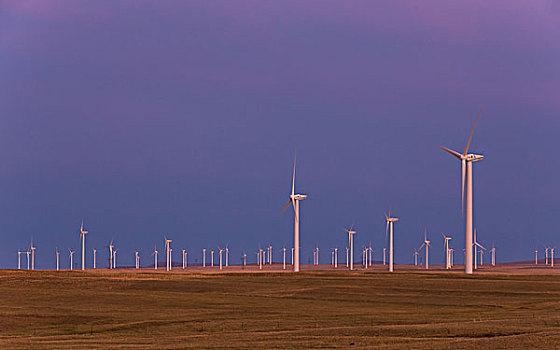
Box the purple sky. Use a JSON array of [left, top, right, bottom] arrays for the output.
[[1, 1, 559, 268]]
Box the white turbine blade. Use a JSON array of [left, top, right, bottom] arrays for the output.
[[292, 154, 296, 197], [440, 146, 462, 159], [385, 221, 389, 242], [461, 159, 466, 216], [292, 198, 299, 223], [464, 107, 482, 156], [280, 199, 292, 215]]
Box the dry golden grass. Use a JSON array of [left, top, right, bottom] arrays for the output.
[[1, 267, 560, 349]]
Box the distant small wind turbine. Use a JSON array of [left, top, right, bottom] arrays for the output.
[[113, 249, 118, 269], [219, 247, 224, 270], [135, 251, 140, 269], [56, 248, 59, 271], [385, 209, 399, 272], [473, 228, 485, 270], [92, 248, 97, 269], [535, 250, 538, 265], [225, 246, 229, 267], [343, 223, 357, 271], [165, 237, 172, 271], [26, 250, 30, 270], [490, 245, 496, 266], [202, 248, 206, 267], [418, 229, 431, 270], [30, 239, 36, 270], [442, 233, 452, 269], [69, 249, 75, 270], [283, 247, 286, 270], [153, 246, 158, 270], [80, 219, 88, 270], [17, 251, 21, 270], [334, 247, 338, 268], [211, 250, 214, 267]]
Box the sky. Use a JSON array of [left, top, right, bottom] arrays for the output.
[[1, 1, 559, 269]]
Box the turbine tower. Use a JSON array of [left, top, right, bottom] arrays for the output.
[[440, 108, 484, 274], [80, 219, 88, 270], [280, 155, 307, 272], [385, 209, 399, 272]]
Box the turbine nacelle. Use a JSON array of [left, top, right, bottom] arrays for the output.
[[290, 194, 307, 201]]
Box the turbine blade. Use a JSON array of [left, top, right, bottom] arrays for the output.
[[440, 146, 462, 159], [385, 221, 389, 243], [464, 107, 482, 156], [292, 154, 296, 197], [292, 198, 299, 223], [280, 199, 291, 215]]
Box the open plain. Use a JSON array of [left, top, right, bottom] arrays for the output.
[[1, 265, 560, 349]]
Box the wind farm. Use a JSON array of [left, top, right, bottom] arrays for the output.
[[2, 1, 559, 349]]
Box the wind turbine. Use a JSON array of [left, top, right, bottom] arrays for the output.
[[440, 107, 484, 274], [69, 249, 75, 270], [56, 248, 59, 271], [418, 229, 431, 270], [135, 251, 140, 269], [490, 245, 496, 266], [202, 248, 206, 267], [113, 249, 118, 269], [80, 219, 88, 270], [26, 251, 30, 270], [106, 239, 114, 269], [153, 246, 158, 270], [413, 249, 418, 266], [442, 233, 452, 269], [30, 239, 36, 270], [225, 246, 229, 267], [473, 228, 486, 270], [334, 247, 338, 268], [280, 155, 307, 272], [219, 247, 224, 270], [343, 223, 356, 271], [535, 250, 538, 265], [164, 238, 172, 271], [385, 209, 399, 272], [551, 248, 555, 268], [283, 247, 286, 270], [17, 251, 21, 270], [92, 248, 97, 269], [211, 250, 214, 267]]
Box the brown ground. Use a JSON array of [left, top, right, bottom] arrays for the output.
[[1, 263, 559, 349]]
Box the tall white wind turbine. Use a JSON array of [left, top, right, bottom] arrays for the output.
[[440, 108, 484, 274], [385, 209, 399, 272], [56, 248, 59, 271], [80, 219, 88, 270], [280, 155, 307, 272], [343, 224, 356, 271], [17, 251, 21, 270], [418, 229, 431, 270]]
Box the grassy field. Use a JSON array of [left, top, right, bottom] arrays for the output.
[[1, 268, 560, 349]]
